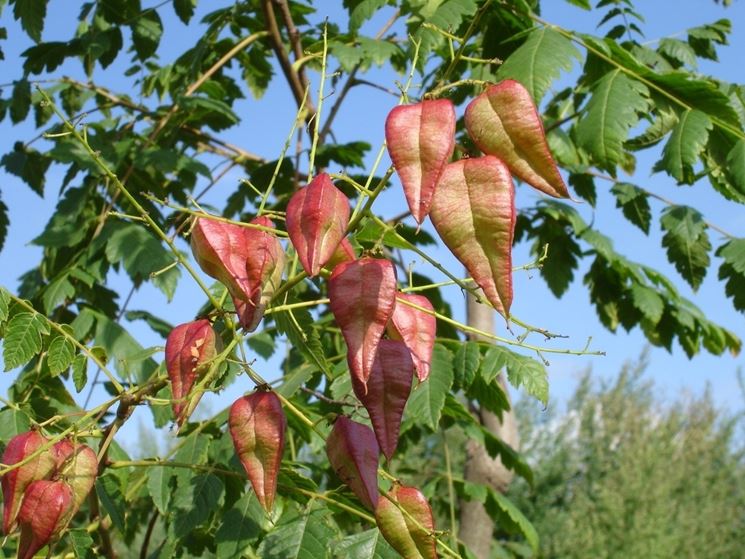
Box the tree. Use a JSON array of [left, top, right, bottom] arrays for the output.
[[0, 1, 743, 558]]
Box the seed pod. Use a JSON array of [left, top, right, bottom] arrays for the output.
[[229, 391, 286, 512], [286, 173, 350, 276], [1, 430, 56, 534], [375, 484, 438, 559], [329, 258, 397, 385], [387, 293, 436, 382], [386, 100, 456, 224], [165, 319, 220, 426], [326, 416, 380, 510], [17, 480, 75, 559], [465, 79, 569, 198], [430, 156, 515, 317], [351, 340, 414, 461], [52, 440, 98, 513], [326, 237, 357, 270], [190, 216, 285, 331]]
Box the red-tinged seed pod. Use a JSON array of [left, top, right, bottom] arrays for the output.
[[17, 480, 75, 559], [387, 292, 436, 382], [385, 99, 456, 224], [229, 391, 286, 512], [286, 173, 350, 276], [465, 79, 569, 199], [190, 216, 284, 331], [375, 484, 438, 559], [51, 440, 98, 513], [430, 156, 515, 318], [351, 339, 414, 461], [1, 430, 56, 535], [326, 416, 380, 510], [329, 258, 397, 386], [325, 237, 357, 270], [165, 319, 220, 426]]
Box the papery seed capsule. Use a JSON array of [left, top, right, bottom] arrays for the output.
[[326, 416, 380, 510]]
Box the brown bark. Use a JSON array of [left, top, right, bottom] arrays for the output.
[[459, 293, 520, 558]]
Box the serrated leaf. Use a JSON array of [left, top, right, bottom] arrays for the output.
[[258, 506, 334, 559], [630, 283, 664, 324], [131, 9, 162, 60], [0, 197, 8, 253], [483, 346, 548, 405], [0, 287, 9, 322], [71, 354, 87, 393], [336, 528, 399, 559], [68, 528, 95, 559], [454, 341, 481, 389], [348, 0, 391, 33], [405, 344, 454, 430], [576, 70, 649, 174], [173, 0, 196, 24], [655, 109, 712, 183], [725, 138, 745, 192], [173, 473, 224, 537], [147, 464, 171, 515], [96, 473, 126, 533], [43, 274, 74, 313], [215, 492, 262, 559], [658, 38, 698, 68], [611, 182, 651, 234], [124, 310, 172, 338], [3, 312, 49, 371], [274, 303, 331, 377], [14, 0, 46, 42], [497, 27, 581, 102], [660, 206, 710, 290], [47, 334, 75, 376], [717, 238, 745, 312]]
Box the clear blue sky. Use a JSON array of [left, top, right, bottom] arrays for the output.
[[1, 1, 743, 452]]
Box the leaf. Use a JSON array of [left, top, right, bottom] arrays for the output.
[[71, 354, 87, 393], [568, 173, 596, 207], [630, 283, 665, 325], [482, 346, 548, 405], [173, 0, 196, 24], [3, 312, 49, 371], [430, 157, 516, 316], [336, 528, 399, 559], [42, 274, 74, 313], [0, 196, 8, 253], [90, 310, 158, 383], [453, 341, 481, 389], [47, 334, 75, 376], [124, 310, 172, 338], [0, 286, 9, 323], [173, 473, 225, 537], [725, 138, 745, 193], [611, 182, 651, 234], [147, 463, 172, 515], [68, 528, 95, 559], [0, 408, 32, 441], [95, 473, 126, 533], [257, 506, 334, 559], [405, 344, 454, 430], [13, 0, 47, 42], [348, 0, 391, 33], [660, 206, 711, 290], [215, 492, 262, 559], [655, 109, 712, 183], [274, 302, 331, 377], [131, 9, 163, 60], [717, 238, 745, 312], [497, 27, 581, 103], [576, 70, 649, 174], [2, 143, 51, 196]]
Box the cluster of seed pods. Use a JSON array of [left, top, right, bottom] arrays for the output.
[[163, 77, 564, 558], [1, 431, 98, 558]]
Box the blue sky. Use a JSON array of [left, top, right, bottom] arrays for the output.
[[1, 1, 744, 452]]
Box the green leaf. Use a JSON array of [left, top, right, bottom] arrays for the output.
[[405, 344, 454, 430], [336, 528, 399, 559], [105, 223, 180, 300], [274, 303, 331, 377], [173, 473, 225, 537], [47, 333, 75, 376], [660, 206, 711, 290], [484, 346, 548, 405], [611, 182, 651, 234], [147, 464, 172, 515], [124, 310, 173, 338], [725, 138, 745, 193], [246, 331, 276, 360], [497, 27, 581, 103], [3, 311, 49, 371], [347, 0, 392, 34], [131, 9, 162, 60], [13, 0, 46, 42], [717, 238, 745, 312], [43, 274, 74, 313], [454, 341, 481, 389], [215, 492, 262, 559], [630, 283, 665, 325], [0, 287, 9, 323], [655, 109, 712, 184], [0, 408, 32, 441], [21, 41, 69, 74], [2, 143, 51, 196], [568, 173, 596, 207], [68, 528, 95, 559], [71, 354, 87, 393], [173, 0, 196, 23], [658, 38, 698, 68], [576, 70, 649, 174], [257, 506, 334, 559], [277, 364, 315, 399], [0, 196, 8, 253], [96, 473, 126, 533]]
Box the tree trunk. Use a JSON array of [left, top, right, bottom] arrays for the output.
[[458, 293, 520, 558]]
